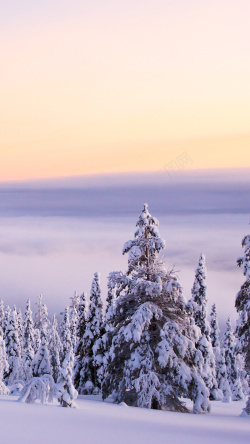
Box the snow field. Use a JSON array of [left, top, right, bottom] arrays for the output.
[[0, 395, 249, 444]]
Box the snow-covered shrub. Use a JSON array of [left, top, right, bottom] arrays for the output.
[[18, 375, 54, 404], [0, 380, 9, 395], [9, 381, 24, 396]]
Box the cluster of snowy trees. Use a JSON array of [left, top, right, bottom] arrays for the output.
[[0, 204, 249, 414]]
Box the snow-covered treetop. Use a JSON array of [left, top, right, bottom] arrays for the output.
[[70, 291, 80, 310], [191, 253, 207, 306], [85, 272, 103, 336], [35, 294, 48, 337], [237, 233, 250, 280], [122, 204, 165, 278]]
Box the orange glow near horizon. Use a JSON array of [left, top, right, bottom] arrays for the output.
[[1, 0, 250, 182]]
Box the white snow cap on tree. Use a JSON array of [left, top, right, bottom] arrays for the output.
[[123, 203, 165, 278], [34, 294, 49, 339]]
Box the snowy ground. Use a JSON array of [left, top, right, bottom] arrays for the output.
[[0, 395, 249, 444]]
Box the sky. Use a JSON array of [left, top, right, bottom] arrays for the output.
[[1, 0, 250, 181]]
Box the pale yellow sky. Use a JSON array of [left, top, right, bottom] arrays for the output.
[[1, 0, 250, 181]]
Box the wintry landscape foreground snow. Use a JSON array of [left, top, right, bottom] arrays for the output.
[[0, 394, 249, 444]]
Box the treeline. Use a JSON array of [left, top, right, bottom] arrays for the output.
[[0, 204, 249, 414]]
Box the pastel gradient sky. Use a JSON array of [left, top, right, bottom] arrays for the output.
[[1, 0, 250, 181]]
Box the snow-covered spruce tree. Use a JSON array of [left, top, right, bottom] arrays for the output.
[[57, 307, 77, 407], [0, 333, 9, 394], [74, 292, 87, 390], [0, 300, 4, 336], [93, 272, 118, 388], [4, 307, 23, 385], [187, 255, 221, 401], [3, 305, 10, 338], [77, 273, 103, 394], [57, 347, 77, 407], [60, 307, 73, 361], [33, 336, 52, 377], [34, 294, 49, 339], [47, 315, 62, 383], [210, 304, 220, 350], [216, 348, 232, 402], [69, 292, 79, 353], [33, 329, 41, 355], [222, 316, 244, 401], [22, 299, 35, 381], [235, 232, 250, 415], [102, 204, 210, 413], [16, 308, 23, 350], [210, 303, 224, 393]]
